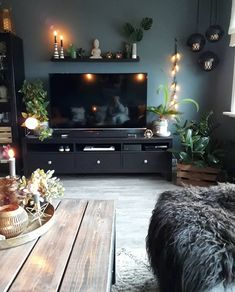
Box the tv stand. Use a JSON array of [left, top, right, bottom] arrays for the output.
[[22, 136, 172, 180], [66, 130, 130, 138]]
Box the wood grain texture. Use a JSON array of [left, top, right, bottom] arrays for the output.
[[0, 241, 37, 292], [0, 201, 61, 292], [60, 200, 115, 292], [8, 199, 88, 292]]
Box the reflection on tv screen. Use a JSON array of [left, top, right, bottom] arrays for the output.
[[49, 73, 147, 129]]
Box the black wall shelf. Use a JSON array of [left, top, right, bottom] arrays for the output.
[[50, 56, 140, 63]]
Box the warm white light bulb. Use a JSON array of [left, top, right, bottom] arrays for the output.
[[176, 53, 181, 61], [175, 64, 180, 72], [25, 117, 39, 130], [171, 55, 176, 62]]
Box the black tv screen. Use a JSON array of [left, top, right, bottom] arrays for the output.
[[49, 73, 147, 129]]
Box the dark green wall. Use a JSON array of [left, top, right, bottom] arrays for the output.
[[3, 0, 235, 172]]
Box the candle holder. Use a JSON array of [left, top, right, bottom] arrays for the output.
[[60, 46, 64, 59], [53, 42, 59, 59]]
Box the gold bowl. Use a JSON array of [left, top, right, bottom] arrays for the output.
[[0, 204, 28, 239]]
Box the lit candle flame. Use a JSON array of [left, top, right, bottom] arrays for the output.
[[8, 149, 14, 158]]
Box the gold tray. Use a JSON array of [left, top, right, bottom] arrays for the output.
[[0, 203, 55, 250]]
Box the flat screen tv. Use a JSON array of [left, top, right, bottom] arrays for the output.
[[49, 73, 147, 130]]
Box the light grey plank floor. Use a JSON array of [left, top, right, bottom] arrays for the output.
[[61, 174, 179, 250]]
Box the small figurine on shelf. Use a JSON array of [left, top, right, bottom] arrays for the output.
[[67, 44, 77, 59], [90, 39, 102, 59], [77, 47, 85, 58], [105, 51, 113, 59], [116, 51, 123, 59]]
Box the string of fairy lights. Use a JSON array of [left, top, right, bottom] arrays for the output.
[[170, 38, 181, 112]]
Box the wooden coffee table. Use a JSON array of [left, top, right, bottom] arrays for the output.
[[0, 199, 116, 292]]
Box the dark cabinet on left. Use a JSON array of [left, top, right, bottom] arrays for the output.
[[0, 33, 25, 174]]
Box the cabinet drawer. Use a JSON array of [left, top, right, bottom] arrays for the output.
[[24, 153, 75, 174], [123, 152, 171, 173], [75, 152, 121, 173]]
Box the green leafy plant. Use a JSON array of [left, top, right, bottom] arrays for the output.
[[19, 80, 52, 141], [147, 84, 199, 119], [123, 17, 153, 42], [170, 111, 223, 167]]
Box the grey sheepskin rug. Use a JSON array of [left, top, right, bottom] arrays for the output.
[[146, 183, 235, 292], [112, 248, 158, 292]]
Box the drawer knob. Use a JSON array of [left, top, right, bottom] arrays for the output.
[[97, 160, 101, 164], [48, 160, 52, 165], [144, 159, 148, 164]]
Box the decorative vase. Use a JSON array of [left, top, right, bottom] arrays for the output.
[[0, 204, 28, 239], [152, 119, 170, 137], [132, 43, 137, 59]]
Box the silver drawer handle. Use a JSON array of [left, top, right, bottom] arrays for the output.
[[97, 160, 101, 164], [144, 159, 148, 164], [48, 161, 52, 165]]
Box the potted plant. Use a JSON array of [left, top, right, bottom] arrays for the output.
[[123, 17, 153, 58], [147, 84, 199, 136], [170, 111, 224, 186], [19, 80, 53, 141]]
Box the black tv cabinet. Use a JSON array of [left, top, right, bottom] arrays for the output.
[[22, 136, 172, 180]]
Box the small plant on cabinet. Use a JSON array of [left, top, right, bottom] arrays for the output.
[[19, 80, 52, 141]]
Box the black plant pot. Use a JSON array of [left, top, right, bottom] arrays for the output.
[[198, 51, 219, 71], [205, 25, 224, 42], [187, 33, 206, 52]]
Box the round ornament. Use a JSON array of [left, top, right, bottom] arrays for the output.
[[186, 33, 206, 52], [198, 51, 219, 71], [144, 129, 153, 139], [205, 25, 224, 42]]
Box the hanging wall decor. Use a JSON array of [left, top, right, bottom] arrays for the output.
[[187, 0, 206, 52], [205, 0, 224, 42], [198, 51, 219, 71]]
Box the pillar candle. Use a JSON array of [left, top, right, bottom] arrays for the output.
[[8, 149, 16, 178], [60, 35, 63, 47], [54, 31, 57, 43], [9, 157, 16, 177]]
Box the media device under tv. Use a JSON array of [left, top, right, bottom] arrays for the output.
[[49, 73, 147, 137]]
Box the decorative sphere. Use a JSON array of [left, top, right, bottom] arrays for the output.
[[205, 25, 224, 42], [198, 51, 219, 71], [186, 33, 206, 52], [25, 117, 39, 130]]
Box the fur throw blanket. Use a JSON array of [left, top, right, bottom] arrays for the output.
[[146, 183, 235, 292]]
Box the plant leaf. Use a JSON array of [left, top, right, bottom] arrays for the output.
[[140, 17, 153, 30]]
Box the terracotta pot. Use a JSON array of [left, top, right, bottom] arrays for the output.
[[0, 204, 28, 239]]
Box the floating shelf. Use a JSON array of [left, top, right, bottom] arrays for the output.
[[50, 56, 140, 63]]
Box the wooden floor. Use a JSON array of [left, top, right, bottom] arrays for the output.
[[62, 174, 179, 250]]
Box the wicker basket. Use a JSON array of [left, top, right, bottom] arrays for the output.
[[176, 163, 220, 187]]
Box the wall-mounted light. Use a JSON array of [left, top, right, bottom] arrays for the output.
[[136, 73, 145, 81], [85, 74, 95, 81], [0, 8, 15, 33]]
